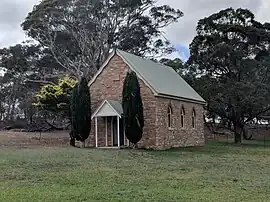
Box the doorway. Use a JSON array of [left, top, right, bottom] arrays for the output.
[[112, 117, 125, 146]]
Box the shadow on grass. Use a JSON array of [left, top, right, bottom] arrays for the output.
[[77, 139, 270, 158], [241, 139, 270, 147], [144, 140, 270, 157]]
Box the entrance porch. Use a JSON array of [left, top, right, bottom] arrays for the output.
[[91, 100, 129, 148]]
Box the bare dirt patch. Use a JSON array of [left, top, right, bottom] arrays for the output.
[[0, 130, 70, 149]]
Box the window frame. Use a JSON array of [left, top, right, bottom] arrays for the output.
[[167, 104, 173, 128], [192, 108, 196, 129], [180, 106, 185, 128]]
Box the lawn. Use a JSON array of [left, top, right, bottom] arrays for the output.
[[0, 141, 270, 202]]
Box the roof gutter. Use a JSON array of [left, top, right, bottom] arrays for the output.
[[155, 93, 207, 106]]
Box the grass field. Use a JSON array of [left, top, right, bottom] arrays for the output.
[[0, 140, 270, 202]]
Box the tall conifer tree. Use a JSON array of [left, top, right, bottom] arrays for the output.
[[70, 77, 91, 147], [122, 71, 144, 146]]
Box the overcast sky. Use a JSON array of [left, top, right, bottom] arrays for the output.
[[0, 0, 270, 60]]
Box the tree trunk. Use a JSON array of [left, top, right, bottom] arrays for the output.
[[242, 126, 252, 140], [24, 110, 27, 120], [69, 131, 75, 147], [29, 113, 33, 124], [234, 123, 242, 144], [11, 102, 16, 119], [70, 138, 75, 147], [6, 102, 12, 121]]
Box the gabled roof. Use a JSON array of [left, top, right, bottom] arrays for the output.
[[107, 100, 123, 115], [89, 49, 206, 104], [91, 100, 123, 119]]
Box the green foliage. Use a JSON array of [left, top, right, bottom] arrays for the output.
[[70, 77, 91, 142], [0, 43, 65, 123], [159, 58, 184, 73], [0, 43, 41, 121], [35, 77, 77, 115], [188, 8, 270, 143], [122, 71, 144, 145], [22, 0, 183, 78]]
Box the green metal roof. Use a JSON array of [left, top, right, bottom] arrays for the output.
[[107, 100, 123, 115], [116, 49, 206, 104]]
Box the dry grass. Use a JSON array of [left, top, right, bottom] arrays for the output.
[[0, 130, 69, 149]]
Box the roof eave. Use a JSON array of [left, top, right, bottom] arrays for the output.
[[156, 93, 207, 105], [91, 100, 122, 120], [88, 50, 117, 87]]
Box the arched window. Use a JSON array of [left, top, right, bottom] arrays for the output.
[[180, 106, 185, 128], [192, 108, 196, 129], [168, 104, 173, 128]]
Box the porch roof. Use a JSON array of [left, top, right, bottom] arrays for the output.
[[91, 100, 123, 120]]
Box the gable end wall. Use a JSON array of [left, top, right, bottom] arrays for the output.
[[88, 54, 205, 149], [88, 54, 157, 148]]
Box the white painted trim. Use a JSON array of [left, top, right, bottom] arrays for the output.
[[111, 117, 113, 146], [91, 100, 121, 120], [88, 50, 116, 87], [95, 117, 98, 148], [91, 100, 107, 120], [105, 117, 108, 147], [97, 146, 121, 149], [117, 116, 120, 148]]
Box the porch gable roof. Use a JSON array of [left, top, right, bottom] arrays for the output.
[[91, 100, 123, 120]]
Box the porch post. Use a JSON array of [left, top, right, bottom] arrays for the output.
[[111, 117, 113, 146], [95, 117, 98, 148], [117, 116, 120, 148], [105, 117, 108, 147]]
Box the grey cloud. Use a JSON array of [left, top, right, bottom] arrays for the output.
[[0, 0, 39, 47], [160, 0, 267, 47], [257, 1, 270, 22], [0, 1, 29, 27], [0, 0, 270, 51]]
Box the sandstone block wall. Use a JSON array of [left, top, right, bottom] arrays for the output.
[[88, 54, 205, 149], [89, 55, 156, 148], [155, 97, 205, 149]]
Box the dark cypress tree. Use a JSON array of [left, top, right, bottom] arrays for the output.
[[70, 77, 91, 147], [70, 83, 78, 147], [122, 71, 144, 146]]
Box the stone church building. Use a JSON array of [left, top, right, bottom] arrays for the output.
[[88, 49, 206, 149]]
